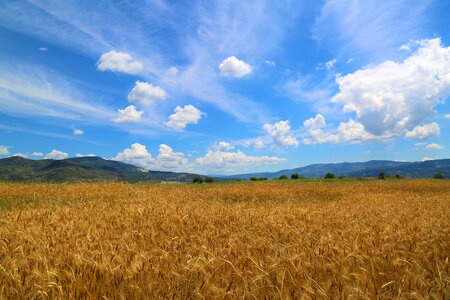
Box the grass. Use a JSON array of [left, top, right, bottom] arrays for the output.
[[0, 180, 449, 298]]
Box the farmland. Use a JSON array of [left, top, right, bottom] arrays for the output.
[[0, 180, 449, 298]]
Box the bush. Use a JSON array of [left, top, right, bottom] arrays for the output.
[[378, 172, 386, 180], [192, 176, 203, 184], [433, 173, 445, 179], [324, 173, 335, 179], [279, 175, 288, 180], [338, 175, 347, 179], [250, 177, 267, 181], [250, 177, 257, 181], [291, 173, 299, 179], [204, 177, 214, 183], [395, 174, 403, 179]]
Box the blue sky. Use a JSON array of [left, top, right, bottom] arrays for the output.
[[1, 0, 450, 175]]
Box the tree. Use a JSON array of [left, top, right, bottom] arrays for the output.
[[291, 173, 300, 179], [433, 173, 445, 179], [338, 175, 347, 179], [279, 175, 288, 180], [324, 173, 335, 179], [395, 174, 403, 179], [250, 177, 257, 181], [192, 176, 203, 184], [205, 177, 214, 183], [378, 172, 386, 180]]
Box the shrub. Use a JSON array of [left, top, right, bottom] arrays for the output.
[[395, 174, 403, 179], [291, 173, 299, 179], [338, 175, 347, 179], [250, 177, 257, 181], [205, 177, 214, 183], [279, 175, 288, 180], [192, 176, 203, 184], [324, 173, 335, 179], [378, 172, 386, 180], [433, 173, 445, 179]]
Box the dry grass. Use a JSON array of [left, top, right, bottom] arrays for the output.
[[0, 180, 449, 299]]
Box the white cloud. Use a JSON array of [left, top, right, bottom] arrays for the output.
[[39, 47, 47, 51], [165, 105, 203, 130], [404, 123, 440, 140], [31, 152, 44, 157], [0, 145, 11, 156], [303, 114, 326, 129], [346, 58, 354, 64], [325, 59, 337, 70], [399, 44, 411, 51], [212, 141, 235, 152], [75, 153, 96, 157], [263, 120, 299, 147], [332, 38, 450, 139], [195, 148, 285, 169], [45, 149, 69, 160], [114, 143, 154, 168], [445, 114, 450, 119], [425, 143, 443, 150], [265, 60, 276, 66], [166, 67, 179, 76], [219, 56, 252, 78], [113, 143, 189, 171], [112, 105, 143, 123], [154, 144, 189, 170], [128, 81, 167, 105], [243, 138, 265, 150], [12, 153, 28, 158], [96, 50, 143, 74], [73, 129, 84, 135]]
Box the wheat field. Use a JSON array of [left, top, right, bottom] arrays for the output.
[[0, 180, 449, 299]]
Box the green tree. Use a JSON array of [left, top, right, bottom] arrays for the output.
[[204, 177, 214, 183], [378, 172, 386, 180], [433, 173, 445, 179], [192, 176, 203, 184], [324, 173, 335, 179], [279, 175, 288, 180], [291, 173, 300, 179]]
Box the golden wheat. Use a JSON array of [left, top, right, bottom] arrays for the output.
[[0, 180, 449, 299]]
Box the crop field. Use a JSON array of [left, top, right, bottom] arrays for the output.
[[0, 180, 449, 299]]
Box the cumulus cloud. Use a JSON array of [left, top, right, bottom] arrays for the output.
[[219, 56, 252, 78], [0, 145, 11, 156], [195, 148, 285, 169], [112, 105, 143, 123], [128, 81, 167, 105], [39, 47, 47, 51], [73, 129, 84, 135], [404, 123, 440, 140], [265, 60, 276, 66], [263, 120, 299, 147], [12, 153, 28, 158], [425, 143, 443, 150], [31, 152, 44, 157], [303, 114, 326, 129], [332, 38, 450, 140], [165, 105, 203, 130], [445, 114, 450, 119], [45, 149, 69, 160], [212, 141, 235, 152], [96, 50, 143, 74], [113, 143, 189, 171]]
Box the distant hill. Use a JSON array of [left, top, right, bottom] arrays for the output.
[[0, 156, 201, 183], [222, 159, 450, 179]]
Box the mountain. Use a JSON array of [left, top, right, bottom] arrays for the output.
[[223, 159, 450, 179], [0, 156, 201, 182]]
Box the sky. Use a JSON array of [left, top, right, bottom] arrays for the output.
[[1, 0, 450, 175]]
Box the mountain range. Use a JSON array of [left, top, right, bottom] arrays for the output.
[[0, 157, 448, 182], [0, 156, 200, 182], [223, 159, 450, 179]]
